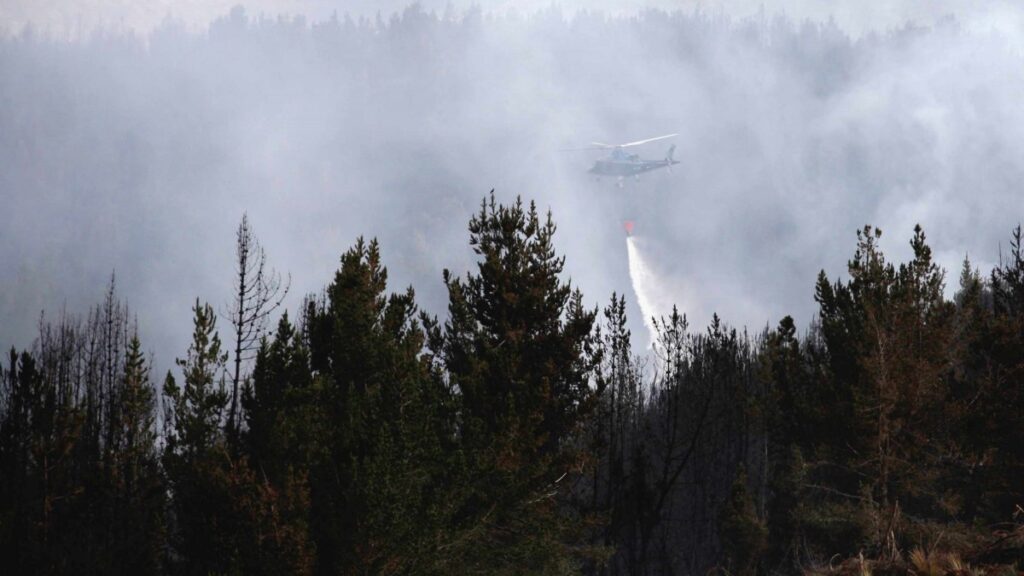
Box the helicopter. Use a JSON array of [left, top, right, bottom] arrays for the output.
[[567, 133, 679, 185]]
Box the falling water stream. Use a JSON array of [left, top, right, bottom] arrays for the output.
[[626, 235, 664, 348]]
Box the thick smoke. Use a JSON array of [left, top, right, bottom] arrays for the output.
[[6, 1, 1024, 40], [2, 4, 1024, 372]]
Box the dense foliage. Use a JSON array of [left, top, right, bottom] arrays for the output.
[[2, 196, 1023, 575]]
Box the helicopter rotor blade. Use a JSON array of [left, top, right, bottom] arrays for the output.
[[560, 145, 611, 151], [616, 133, 678, 148], [562, 134, 678, 151]]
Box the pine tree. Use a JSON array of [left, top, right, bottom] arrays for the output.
[[759, 317, 811, 571], [243, 313, 317, 482], [971, 226, 1024, 520], [587, 294, 642, 567], [0, 281, 169, 573], [719, 468, 767, 576], [103, 333, 165, 573], [164, 300, 229, 462], [806, 225, 958, 557], [429, 193, 601, 573], [164, 299, 312, 575], [302, 238, 455, 575], [0, 349, 50, 570], [162, 299, 231, 573]]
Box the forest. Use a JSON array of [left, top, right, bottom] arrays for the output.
[[2, 193, 1023, 575], [5, 3, 1024, 575]]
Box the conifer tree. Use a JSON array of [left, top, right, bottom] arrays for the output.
[[0, 282, 168, 574], [0, 349, 48, 570], [164, 299, 312, 575], [973, 225, 1024, 519], [163, 300, 229, 462], [102, 334, 165, 573], [587, 294, 643, 565], [302, 238, 455, 575], [162, 299, 230, 573], [243, 313, 317, 482], [429, 193, 601, 573], [719, 468, 767, 576], [806, 225, 958, 557], [759, 317, 812, 572]]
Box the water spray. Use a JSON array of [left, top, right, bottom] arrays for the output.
[[625, 224, 663, 348]]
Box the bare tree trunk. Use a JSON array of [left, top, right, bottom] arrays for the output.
[[226, 213, 289, 440]]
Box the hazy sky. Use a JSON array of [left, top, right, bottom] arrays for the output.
[[3, 1, 1024, 369], [6, 0, 1024, 38]]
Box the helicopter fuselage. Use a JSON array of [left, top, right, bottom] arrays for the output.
[[571, 135, 679, 179], [588, 157, 679, 177]]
